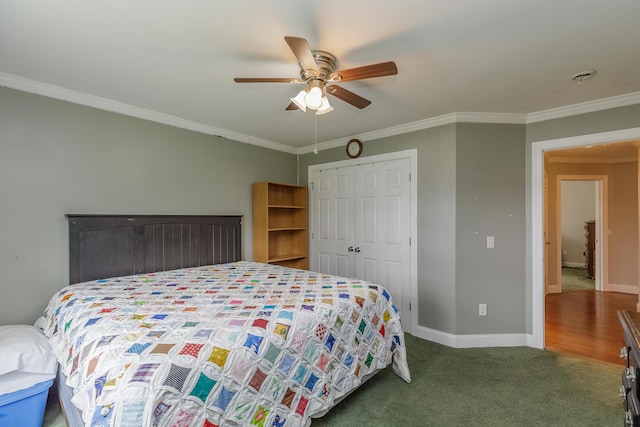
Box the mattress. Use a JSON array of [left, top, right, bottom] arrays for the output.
[[41, 261, 411, 426]]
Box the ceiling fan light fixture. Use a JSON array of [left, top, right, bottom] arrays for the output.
[[315, 96, 333, 115], [305, 86, 324, 109], [291, 90, 307, 111]]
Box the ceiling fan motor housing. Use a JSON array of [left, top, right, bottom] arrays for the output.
[[303, 50, 338, 83]]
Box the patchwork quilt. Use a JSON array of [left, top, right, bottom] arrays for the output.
[[42, 261, 411, 427]]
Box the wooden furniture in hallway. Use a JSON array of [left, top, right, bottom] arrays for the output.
[[584, 220, 596, 279], [545, 290, 637, 366]]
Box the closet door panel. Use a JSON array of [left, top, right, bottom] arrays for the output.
[[386, 195, 402, 245], [311, 169, 355, 277], [362, 257, 379, 283], [361, 197, 378, 244]]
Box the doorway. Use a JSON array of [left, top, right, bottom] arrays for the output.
[[560, 180, 598, 292], [552, 176, 606, 293], [531, 126, 640, 349]]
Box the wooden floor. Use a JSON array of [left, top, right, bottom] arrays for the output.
[[545, 290, 637, 365]]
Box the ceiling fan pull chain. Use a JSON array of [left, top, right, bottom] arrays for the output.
[[314, 114, 318, 154]]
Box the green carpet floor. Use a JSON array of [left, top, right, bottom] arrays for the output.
[[312, 335, 621, 426], [562, 267, 595, 292], [43, 334, 623, 426]]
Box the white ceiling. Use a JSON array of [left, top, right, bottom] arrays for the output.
[[1, 1, 640, 153]]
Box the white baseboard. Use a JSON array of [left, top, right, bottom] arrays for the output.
[[526, 334, 542, 349], [607, 283, 639, 295], [546, 284, 562, 294], [412, 324, 530, 348], [408, 283, 639, 351], [562, 262, 586, 268]]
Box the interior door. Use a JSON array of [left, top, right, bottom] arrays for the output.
[[354, 160, 411, 313], [544, 170, 549, 292], [311, 158, 412, 331], [312, 167, 355, 278]]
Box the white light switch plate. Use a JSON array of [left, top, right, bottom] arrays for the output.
[[487, 236, 495, 248], [479, 304, 487, 316]]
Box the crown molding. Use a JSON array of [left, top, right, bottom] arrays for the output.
[[2, 71, 638, 156], [526, 91, 640, 123], [455, 112, 528, 124], [297, 112, 528, 154], [298, 95, 640, 153], [298, 113, 461, 154], [0, 72, 297, 154], [298, 112, 531, 154]]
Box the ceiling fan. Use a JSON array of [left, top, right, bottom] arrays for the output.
[[234, 36, 398, 114]]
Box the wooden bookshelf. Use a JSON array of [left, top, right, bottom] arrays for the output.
[[252, 181, 308, 269]]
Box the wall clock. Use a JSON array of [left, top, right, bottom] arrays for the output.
[[346, 138, 363, 158]]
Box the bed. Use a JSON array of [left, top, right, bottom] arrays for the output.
[[41, 214, 411, 427]]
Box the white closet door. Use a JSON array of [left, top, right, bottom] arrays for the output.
[[311, 158, 412, 331], [354, 159, 411, 327], [312, 167, 355, 278]]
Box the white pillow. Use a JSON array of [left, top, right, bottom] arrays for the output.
[[0, 325, 57, 395]]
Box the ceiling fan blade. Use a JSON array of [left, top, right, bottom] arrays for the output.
[[285, 102, 299, 111], [234, 77, 300, 83], [326, 85, 371, 109], [330, 61, 398, 82], [284, 36, 318, 72]]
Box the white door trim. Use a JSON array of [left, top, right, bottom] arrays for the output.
[[308, 149, 418, 334], [531, 127, 640, 349]]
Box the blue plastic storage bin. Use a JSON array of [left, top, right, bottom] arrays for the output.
[[0, 379, 53, 427]]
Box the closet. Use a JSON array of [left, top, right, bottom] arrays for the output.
[[309, 157, 413, 330]]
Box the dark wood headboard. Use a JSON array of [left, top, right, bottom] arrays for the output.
[[67, 214, 242, 284]]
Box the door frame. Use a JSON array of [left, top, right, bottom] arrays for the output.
[[552, 175, 607, 293], [308, 149, 418, 334], [531, 127, 640, 349]]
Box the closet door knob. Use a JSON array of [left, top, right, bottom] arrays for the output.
[[354, 247, 361, 253], [348, 246, 354, 252], [625, 367, 636, 383]]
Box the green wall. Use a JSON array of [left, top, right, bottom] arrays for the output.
[[455, 123, 525, 334], [0, 87, 297, 325], [2, 83, 639, 341], [300, 123, 526, 336]]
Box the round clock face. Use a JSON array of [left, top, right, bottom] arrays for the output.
[[346, 139, 362, 158]]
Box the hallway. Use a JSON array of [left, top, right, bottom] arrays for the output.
[[545, 290, 637, 365]]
